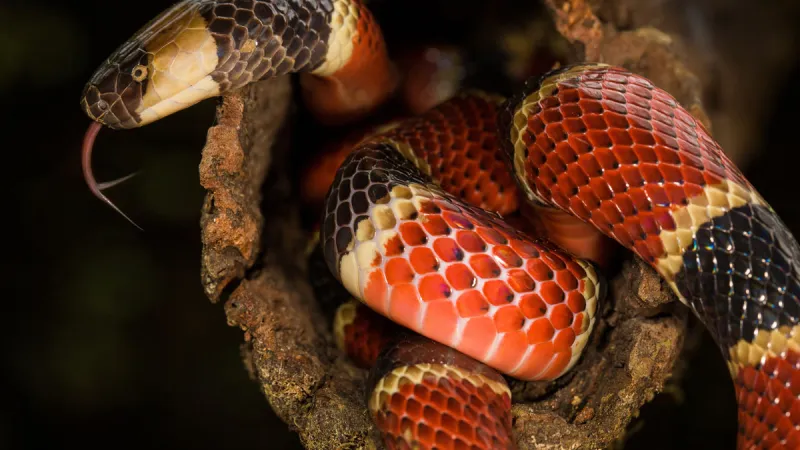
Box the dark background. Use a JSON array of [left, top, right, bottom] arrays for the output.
[[5, 0, 800, 449]]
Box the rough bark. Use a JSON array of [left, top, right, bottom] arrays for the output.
[[198, 1, 713, 448]]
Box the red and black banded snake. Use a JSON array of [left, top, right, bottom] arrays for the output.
[[79, 1, 800, 448]]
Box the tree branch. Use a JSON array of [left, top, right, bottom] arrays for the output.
[[198, 1, 712, 447]]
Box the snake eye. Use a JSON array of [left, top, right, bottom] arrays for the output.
[[97, 99, 109, 111], [132, 65, 148, 82]]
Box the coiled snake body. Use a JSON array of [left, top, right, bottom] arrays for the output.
[[80, 1, 800, 448]]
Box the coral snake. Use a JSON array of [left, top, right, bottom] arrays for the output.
[[79, 0, 800, 448]]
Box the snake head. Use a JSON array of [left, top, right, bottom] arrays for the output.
[[80, 1, 221, 129]]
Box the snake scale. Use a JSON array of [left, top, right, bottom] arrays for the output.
[[79, 1, 800, 448]]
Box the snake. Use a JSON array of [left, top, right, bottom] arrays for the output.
[[79, 0, 800, 448]]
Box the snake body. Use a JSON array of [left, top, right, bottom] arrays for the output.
[[320, 92, 603, 381], [81, 0, 800, 448]]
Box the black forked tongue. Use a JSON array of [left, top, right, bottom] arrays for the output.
[[82, 121, 143, 230]]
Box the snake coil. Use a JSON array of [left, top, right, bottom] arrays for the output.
[[80, 1, 800, 448]]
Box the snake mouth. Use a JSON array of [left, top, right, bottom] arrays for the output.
[[80, 68, 222, 130]]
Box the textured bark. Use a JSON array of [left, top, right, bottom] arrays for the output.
[[544, 0, 710, 131], [198, 1, 714, 448]]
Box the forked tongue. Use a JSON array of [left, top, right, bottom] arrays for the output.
[[82, 121, 143, 230]]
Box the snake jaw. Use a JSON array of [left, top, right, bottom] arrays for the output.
[[136, 75, 221, 127]]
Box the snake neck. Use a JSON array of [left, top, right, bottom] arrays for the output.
[[300, 0, 398, 124]]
